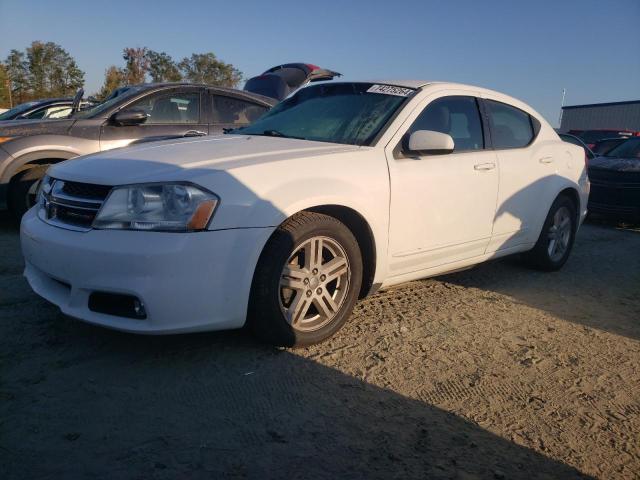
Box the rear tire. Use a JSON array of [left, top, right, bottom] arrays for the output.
[[7, 166, 48, 223], [248, 211, 363, 347], [523, 195, 577, 271]]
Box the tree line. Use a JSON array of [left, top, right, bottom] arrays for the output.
[[0, 41, 243, 108], [97, 47, 242, 100], [1, 41, 84, 106]]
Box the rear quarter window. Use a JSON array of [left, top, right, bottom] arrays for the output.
[[212, 96, 268, 125]]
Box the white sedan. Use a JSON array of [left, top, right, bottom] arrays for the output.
[[21, 81, 589, 346]]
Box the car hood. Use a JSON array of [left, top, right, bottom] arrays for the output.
[[588, 156, 640, 172], [49, 134, 361, 185], [0, 118, 75, 137]]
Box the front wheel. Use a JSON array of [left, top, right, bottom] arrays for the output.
[[7, 166, 48, 223], [523, 195, 577, 271], [248, 212, 363, 347]]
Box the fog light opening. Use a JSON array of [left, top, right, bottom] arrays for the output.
[[88, 292, 148, 320], [133, 299, 146, 318]]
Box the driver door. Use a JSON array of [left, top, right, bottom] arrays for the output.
[[386, 94, 499, 276], [100, 87, 207, 151]]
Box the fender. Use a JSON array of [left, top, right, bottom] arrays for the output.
[[0, 134, 99, 185], [209, 169, 390, 286]]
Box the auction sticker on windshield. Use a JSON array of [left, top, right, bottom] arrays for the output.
[[367, 84, 414, 96]]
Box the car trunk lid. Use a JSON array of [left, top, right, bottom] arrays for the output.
[[243, 63, 341, 101]]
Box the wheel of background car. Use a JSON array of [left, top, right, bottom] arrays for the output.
[[7, 165, 49, 223], [523, 195, 576, 271], [248, 211, 363, 347]]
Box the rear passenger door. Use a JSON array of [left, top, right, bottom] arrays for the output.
[[100, 87, 207, 150], [483, 98, 555, 252], [209, 93, 269, 135]]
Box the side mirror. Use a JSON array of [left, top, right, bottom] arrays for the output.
[[112, 109, 148, 126], [404, 130, 454, 155]]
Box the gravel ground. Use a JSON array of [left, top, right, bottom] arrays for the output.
[[1, 212, 639, 479]]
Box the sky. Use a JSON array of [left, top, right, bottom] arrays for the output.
[[1, 0, 639, 125]]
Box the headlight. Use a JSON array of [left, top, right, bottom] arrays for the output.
[[93, 183, 219, 232], [37, 175, 53, 204]]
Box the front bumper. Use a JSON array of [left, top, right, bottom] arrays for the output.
[[21, 208, 274, 334]]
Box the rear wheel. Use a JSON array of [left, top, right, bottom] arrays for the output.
[[248, 212, 363, 347], [7, 166, 48, 223], [523, 195, 576, 271]]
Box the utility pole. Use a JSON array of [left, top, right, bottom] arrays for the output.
[[557, 88, 566, 130]]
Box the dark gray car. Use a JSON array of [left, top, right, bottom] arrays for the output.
[[0, 63, 340, 220]]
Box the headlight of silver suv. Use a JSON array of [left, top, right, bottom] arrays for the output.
[[37, 175, 53, 205], [93, 183, 219, 232]]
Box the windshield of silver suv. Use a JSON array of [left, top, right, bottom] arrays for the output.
[[73, 86, 145, 119], [232, 82, 413, 146]]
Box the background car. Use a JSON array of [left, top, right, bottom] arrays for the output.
[[592, 137, 630, 156], [568, 129, 638, 149], [0, 63, 339, 220], [587, 137, 640, 221], [0, 98, 76, 121], [559, 133, 596, 163]]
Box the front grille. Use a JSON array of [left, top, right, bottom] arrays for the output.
[[40, 178, 112, 230], [588, 167, 640, 187], [62, 181, 112, 200]]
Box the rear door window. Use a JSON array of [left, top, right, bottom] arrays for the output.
[[486, 100, 534, 149], [212, 96, 267, 126]]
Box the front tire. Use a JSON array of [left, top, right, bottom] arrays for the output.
[[248, 212, 363, 347], [523, 195, 577, 271], [7, 166, 48, 223]]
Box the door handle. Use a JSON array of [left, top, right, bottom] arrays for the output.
[[474, 162, 496, 171], [539, 156, 554, 164]]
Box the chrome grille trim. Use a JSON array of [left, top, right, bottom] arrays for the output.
[[39, 178, 112, 231]]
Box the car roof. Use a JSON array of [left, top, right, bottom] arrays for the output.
[[130, 82, 277, 106]]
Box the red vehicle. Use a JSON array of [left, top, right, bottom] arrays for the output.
[[568, 129, 640, 149]]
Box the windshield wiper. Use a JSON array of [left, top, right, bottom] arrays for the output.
[[261, 130, 306, 140], [227, 129, 306, 140]]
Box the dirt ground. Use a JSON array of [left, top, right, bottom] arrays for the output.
[[1, 212, 638, 479]]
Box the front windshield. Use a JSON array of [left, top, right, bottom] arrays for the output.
[[605, 137, 640, 158], [233, 82, 413, 146], [73, 86, 144, 119], [0, 101, 40, 120]]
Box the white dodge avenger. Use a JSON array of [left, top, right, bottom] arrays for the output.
[[21, 81, 589, 346]]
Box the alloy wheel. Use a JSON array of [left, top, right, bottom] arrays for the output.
[[547, 206, 572, 262], [279, 236, 351, 332]]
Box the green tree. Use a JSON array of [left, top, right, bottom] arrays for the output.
[[178, 53, 242, 87], [96, 65, 125, 100], [26, 41, 84, 97], [145, 50, 182, 83], [4, 49, 29, 103], [122, 47, 149, 85], [0, 64, 10, 108]]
